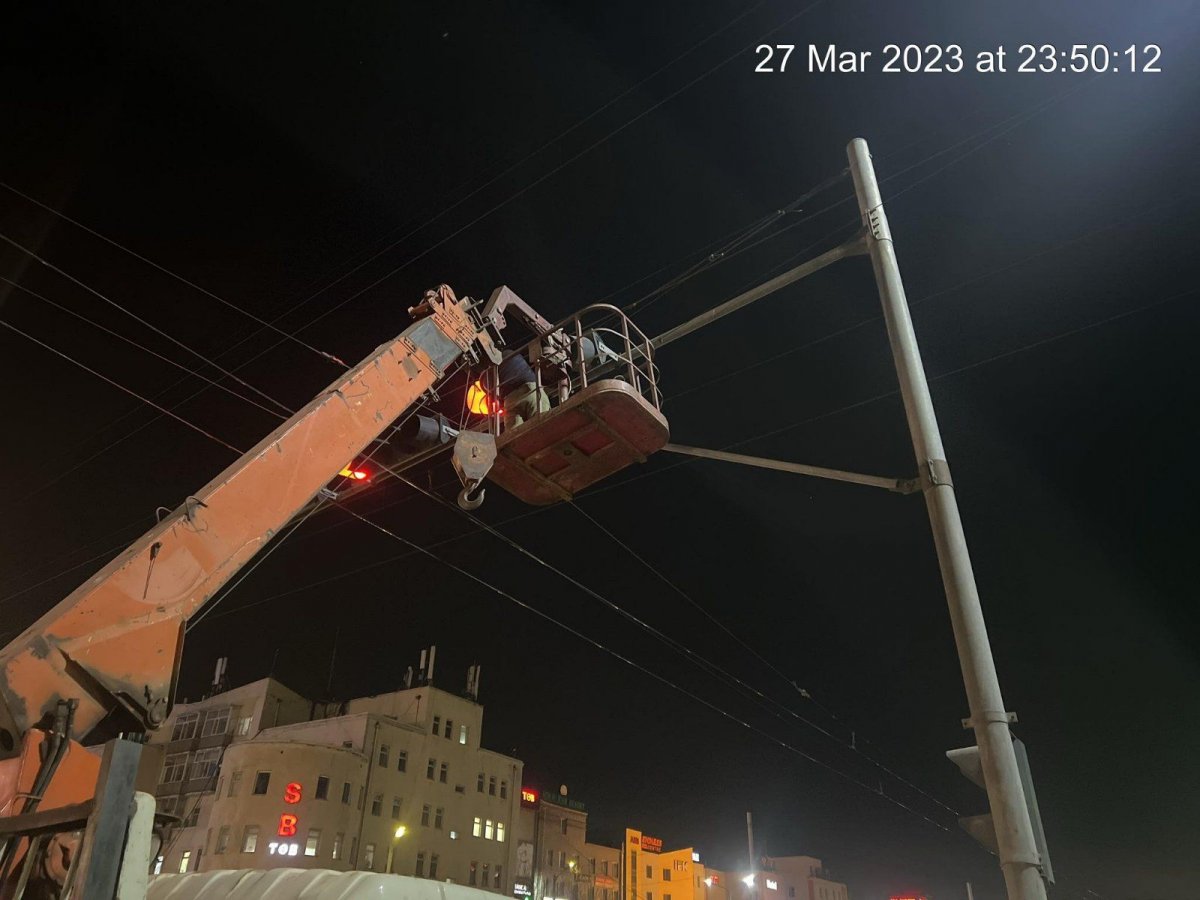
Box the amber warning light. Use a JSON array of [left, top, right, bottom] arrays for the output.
[[467, 381, 501, 416], [338, 467, 369, 481]]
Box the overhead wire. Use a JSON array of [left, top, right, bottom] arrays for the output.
[[568, 500, 960, 816], [0, 318, 244, 454], [0, 275, 288, 419], [260, 0, 834, 345], [0, 231, 293, 417], [0, 182, 347, 367], [331, 500, 955, 832]]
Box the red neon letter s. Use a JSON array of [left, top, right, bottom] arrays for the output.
[[283, 782, 302, 804]]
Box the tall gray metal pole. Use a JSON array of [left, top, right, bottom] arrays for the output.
[[845, 138, 1046, 900]]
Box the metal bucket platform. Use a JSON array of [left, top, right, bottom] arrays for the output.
[[487, 379, 669, 505]]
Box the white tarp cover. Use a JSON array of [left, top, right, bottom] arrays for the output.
[[149, 869, 506, 900]]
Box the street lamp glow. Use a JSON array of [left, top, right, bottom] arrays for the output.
[[394, 826, 407, 839], [568, 860, 577, 871], [704, 878, 714, 888], [742, 875, 756, 887]]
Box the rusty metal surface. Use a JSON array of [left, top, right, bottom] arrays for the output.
[[487, 379, 669, 505], [0, 290, 480, 747]]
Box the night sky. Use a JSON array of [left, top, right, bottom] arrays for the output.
[[2, 3, 1199, 900]]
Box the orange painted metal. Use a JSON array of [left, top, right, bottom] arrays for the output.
[[0, 730, 100, 890], [0, 289, 480, 749], [486, 379, 669, 505]]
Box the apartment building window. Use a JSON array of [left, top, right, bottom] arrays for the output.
[[473, 816, 482, 837], [241, 826, 259, 853], [341, 782, 352, 804], [371, 794, 383, 816], [788, 890, 796, 898], [485, 819, 494, 840], [547, 850, 554, 867], [421, 805, 431, 826], [228, 770, 242, 797], [560, 818, 568, 836], [357, 786, 365, 809], [444, 719, 453, 739], [432, 716, 441, 735], [332, 833, 344, 861], [602, 862, 609, 876], [189, 748, 220, 780], [201, 707, 230, 736], [560, 851, 567, 868], [488, 775, 496, 796], [426, 758, 436, 780], [379, 744, 389, 767], [305, 829, 321, 857], [236, 715, 253, 736], [392, 797, 402, 819], [415, 852, 426, 877], [482, 863, 490, 886], [665, 895, 672, 900], [430, 853, 440, 880], [160, 754, 187, 784], [500, 780, 508, 799], [494, 864, 503, 889], [470, 862, 478, 886], [646, 866, 653, 879], [349, 837, 358, 866], [647, 893, 653, 900], [179, 851, 191, 873], [215, 776, 224, 797], [476, 772, 485, 792], [316, 776, 329, 800], [496, 821, 505, 842], [397, 750, 408, 773], [171, 712, 199, 742], [434, 807, 444, 829], [215, 826, 230, 854], [663, 869, 672, 881], [458, 724, 468, 745], [439, 762, 448, 783], [252, 772, 271, 795], [363, 843, 376, 871], [182, 802, 200, 828]]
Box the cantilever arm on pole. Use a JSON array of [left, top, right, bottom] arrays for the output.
[[662, 443, 918, 494], [650, 237, 866, 350]]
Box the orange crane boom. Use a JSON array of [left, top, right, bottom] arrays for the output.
[[0, 285, 488, 748]]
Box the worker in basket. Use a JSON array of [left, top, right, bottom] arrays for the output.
[[498, 351, 551, 428]]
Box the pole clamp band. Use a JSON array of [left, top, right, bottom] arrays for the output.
[[962, 709, 1017, 729], [866, 204, 891, 242], [921, 458, 953, 489]]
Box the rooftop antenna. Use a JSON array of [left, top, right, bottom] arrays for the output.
[[212, 657, 228, 694], [325, 625, 340, 698], [427, 645, 437, 685]]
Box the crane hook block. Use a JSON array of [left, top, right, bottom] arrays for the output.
[[452, 432, 497, 493]]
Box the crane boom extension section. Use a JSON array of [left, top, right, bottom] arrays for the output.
[[0, 286, 484, 749]]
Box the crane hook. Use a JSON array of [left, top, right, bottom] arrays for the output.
[[457, 480, 486, 511]]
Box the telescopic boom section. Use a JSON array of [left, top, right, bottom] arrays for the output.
[[0, 286, 484, 750]]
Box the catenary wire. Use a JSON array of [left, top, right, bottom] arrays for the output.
[[367, 456, 959, 818], [332, 500, 954, 832], [0, 231, 293, 416], [0, 275, 288, 419], [568, 500, 960, 816], [262, 0, 834, 345], [0, 318, 244, 454], [0, 182, 347, 367]]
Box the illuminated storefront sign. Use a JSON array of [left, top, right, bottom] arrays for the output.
[[520, 787, 539, 808], [766, 880, 779, 891], [513, 884, 532, 897], [640, 835, 663, 853], [284, 782, 302, 804], [595, 876, 617, 889], [268, 842, 300, 856], [278, 814, 298, 836]]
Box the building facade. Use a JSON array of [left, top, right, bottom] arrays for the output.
[[148, 676, 312, 874], [147, 665, 849, 900]]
